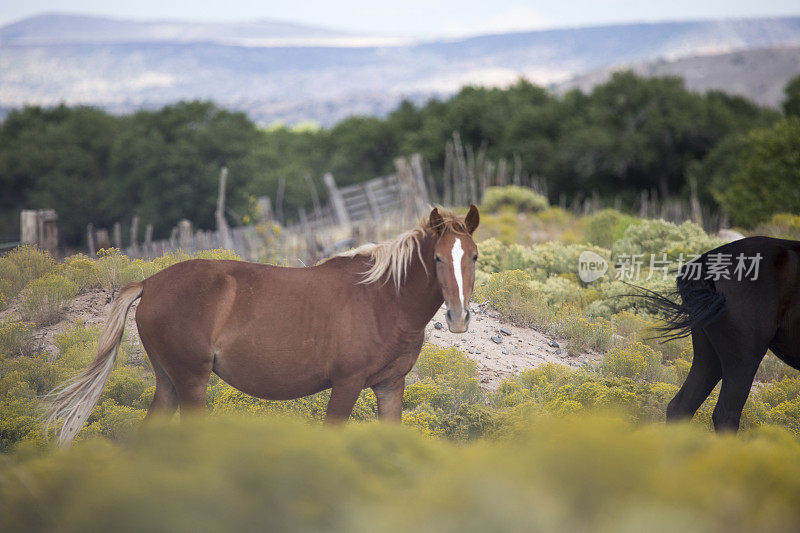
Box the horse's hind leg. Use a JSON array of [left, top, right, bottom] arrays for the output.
[[666, 329, 722, 422], [142, 336, 214, 416], [172, 358, 214, 415], [145, 353, 178, 420], [706, 324, 768, 432]]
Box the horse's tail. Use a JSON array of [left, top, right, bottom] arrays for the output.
[[631, 260, 726, 342], [44, 281, 144, 446]]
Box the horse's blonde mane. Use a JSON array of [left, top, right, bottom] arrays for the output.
[[334, 209, 468, 291]]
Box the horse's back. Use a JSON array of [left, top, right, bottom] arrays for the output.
[[136, 258, 359, 333], [697, 237, 800, 360], [707, 236, 800, 297]]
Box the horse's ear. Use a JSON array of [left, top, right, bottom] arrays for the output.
[[465, 204, 480, 234], [429, 208, 445, 234]]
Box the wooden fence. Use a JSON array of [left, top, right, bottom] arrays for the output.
[[90, 154, 432, 264]]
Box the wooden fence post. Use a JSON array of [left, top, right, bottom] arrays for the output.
[[513, 153, 522, 186], [497, 158, 508, 188], [299, 207, 319, 265], [87, 223, 96, 257], [256, 196, 273, 224], [129, 216, 140, 257], [113, 222, 122, 250], [144, 224, 153, 248], [409, 153, 432, 210], [324, 173, 350, 227], [20, 210, 38, 244], [37, 210, 58, 255], [178, 220, 193, 251], [395, 156, 427, 226], [303, 174, 323, 218], [216, 167, 233, 250], [443, 141, 453, 206], [95, 229, 110, 251], [364, 181, 382, 220], [276, 177, 286, 225]]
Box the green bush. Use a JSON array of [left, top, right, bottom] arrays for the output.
[[584, 209, 641, 248], [60, 253, 103, 291], [478, 238, 612, 283], [103, 367, 151, 408], [612, 219, 723, 260], [0, 321, 151, 450], [716, 117, 800, 227], [753, 213, 800, 240], [0, 320, 36, 357], [477, 238, 535, 274], [756, 353, 800, 383], [494, 363, 680, 425], [83, 399, 147, 442], [209, 380, 377, 422], [530, 276, 590, 307], [93, 248, 135, 290], [610, 310, 693, 363], [0, 245, 55, 304], [527, 242, 609, 282], [481, 185, 549, 214], [0, 350, 60, 451], [587, 276, 675, 318], [548, 305, 614, 355], [474, 270, 552, 329], [18, 274, 79, 326], [411, 345, 482, 414], [600, 342, 677, 384]]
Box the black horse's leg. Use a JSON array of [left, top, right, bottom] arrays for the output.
[[706, 325, 767, 432], [666, 328, 722, 422]]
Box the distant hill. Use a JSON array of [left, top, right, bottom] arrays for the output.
[[1, 14, 800, 124], [0, 13, 370, 46], [557, 46, 800, 107]]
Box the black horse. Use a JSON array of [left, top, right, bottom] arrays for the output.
[[642, 236, 800, 432]]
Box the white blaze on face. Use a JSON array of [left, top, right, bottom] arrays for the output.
[[451, 238, 465, 308]]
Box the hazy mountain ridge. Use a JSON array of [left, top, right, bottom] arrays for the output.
[[557, 46, 800, 108], [1, 14, 800, 125], [0, 13, 357, 46]]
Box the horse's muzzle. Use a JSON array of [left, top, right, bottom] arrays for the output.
[[446, 308, 471, 333]]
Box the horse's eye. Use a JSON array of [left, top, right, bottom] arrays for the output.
[[435, 256, 443, 263], [472, 255, 478, 262]]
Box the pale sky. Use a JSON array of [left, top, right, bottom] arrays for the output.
[[2, 0, 799, 37]]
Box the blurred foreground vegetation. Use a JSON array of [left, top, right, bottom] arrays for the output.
[[3, 415, 800, 533]]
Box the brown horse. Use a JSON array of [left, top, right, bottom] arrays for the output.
[[46, 206, 480, 445]]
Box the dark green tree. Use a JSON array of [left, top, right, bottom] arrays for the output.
[[715, 118, 800, 227], [108, 101, 263, 238], [0, 105, 121, 244], [782, 74, 800, 117]]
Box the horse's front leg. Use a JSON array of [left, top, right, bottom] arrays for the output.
[[324, 378, 364, 424], [372, 375, 405, 422]]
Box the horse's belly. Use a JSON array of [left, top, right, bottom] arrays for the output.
[[212, 345, 332, 401]]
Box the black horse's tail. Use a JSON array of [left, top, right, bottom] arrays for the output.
[[632, 260, 726, 342]]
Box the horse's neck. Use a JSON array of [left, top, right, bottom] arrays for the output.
[[393, 234, 442, 331]]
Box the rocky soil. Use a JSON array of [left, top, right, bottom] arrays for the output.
[[425, 304, 600, 390]]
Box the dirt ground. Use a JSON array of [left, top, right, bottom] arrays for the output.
[[425, 303, 601, 389], [3, 290, 599, 390]]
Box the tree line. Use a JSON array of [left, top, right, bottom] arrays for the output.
[[2, 71, 799, 246]]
